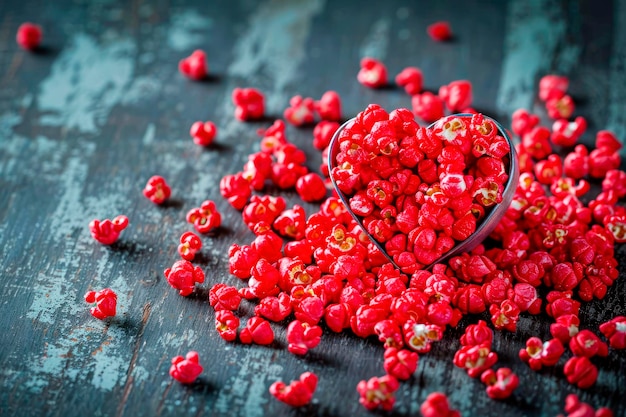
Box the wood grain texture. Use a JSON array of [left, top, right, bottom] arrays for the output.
[[0, 0, 625, 416]]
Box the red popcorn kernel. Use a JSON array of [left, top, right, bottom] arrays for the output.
[[569, 329, 609, 358], [439, 80, 473, 112], [215, 310, 239, 342], [186, 200, 222, 233], [550, 314, 580, 344], [296, 173, 327, 203], [521, 126, 552, 160], [427, 21, 453, 41], [286, 319, 322, 355], [209, 283, 242, 312], [539, 74, 569, 101], [511, 109, 540, 137], [546, 94, 575, 120], [89, 215, 129, 245], [480, 368, 519, 400], [383, 347, 418, 380], [564, 145, 589, 179], [178, 50, 207, 80], [559, 394, 614, 417], [602, 169, 626, 198], [220, 172, 252, 210], [284, 95, 316, 126], [228, 243, 259, 279], [357, 57, 388, 88], [395, 67, 423, 95], [255, 292, 292, 322], [164, 260, 205, 296], [563, 356, 598, 389], [460, 319, 493, 347], [242, 195, 286, 230], [453, 342, 498, 378], [599, 316, 626, 349], [270, 372, 318, 407], [84, 288, 117, 320], [356, 374, 399, 411], [274, 205, 307, 240], [143, 175, 171, 204], [313, 121, 340, 151], [16, 23, 42, 50], [420, 392, 461, 417], [169, 351, 203, 384], [551, 117, 587, 147], [403, 322, 443, 353], [412, 92, 445, 123], [588, 148, 621, 179], [232, 87, 265, 121], [189, 121, 217, 146], [518, 337, 564, 371], [315, 90, 342, 122], [178, 231, 202, 261], [239, 316, 274, 345]]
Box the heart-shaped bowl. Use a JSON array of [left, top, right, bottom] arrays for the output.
[[328, 111, 519, 272]]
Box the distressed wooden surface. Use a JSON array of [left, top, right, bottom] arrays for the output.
[[1, 0, 625, 416]]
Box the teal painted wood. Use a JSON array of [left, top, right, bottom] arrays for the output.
[[0, 0, 625, 416]]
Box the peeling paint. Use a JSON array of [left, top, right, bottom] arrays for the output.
[[167, 10, 212, 52], [359, 17, 390, 61], [496, 0, 580, 115], [37, 34, 136, 133]]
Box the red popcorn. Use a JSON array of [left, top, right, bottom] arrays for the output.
[[395, 67, 423, 95], [511, 109, 540, 137], [209, 283, 242, 312], [84, 288, 117, 320], [605, 214, 626, 243], [163, 260, 205, 296], [569, 330, 609, 358], [480, 368, 519, 400], [269, 372, 318, 407], [412, 92, 445, 123], [286, 320, 322, 355], [460, 319, 493, 348], [539, 74, 569, 101], [420, 392, 461, 417], [178, 50, 207, 80], [427, 21, 453, 41], [403, 322, 443, 353], [228, 243, 259, 279], [383, 347, 418, 380], [564, 145, 589, 179], [558, 394, 614, 417], [178, 231, 202, 261], [599, 316, 626, 349], [357, 57, 388, 88], [439, 80, 473, 112], [16, 23, 42, 50], [453, 342, 498, 378], [143, 175, 171, 204], [313, 121, 340, 151], [284, 95, 316, 126], [550, 314, 580, 344], [551, 117, 587, 147], [242, 195, 286, 230], [273, 205, 307, 240], [186, 199, 222, 233], [563, 356, 598, 389], [546, 94, 575, 120], [232, 87, 265, 121], [518, 337, 564, 371], [239, 317, 274, 345], [255, 292, 292, 322], [215, 310, 239, 342], [89, 215, 129, 245], [189, 121, 217, 146], [296, 173, 327, 203], [315, 90, 342, 121], [356, 374, 399, 411], [169, 351, 203, 384]]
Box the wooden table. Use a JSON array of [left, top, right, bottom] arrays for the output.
[[1, 0, 625, 416]]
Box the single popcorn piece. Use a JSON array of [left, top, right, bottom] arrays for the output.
[[84, 288, 117, 320], [169, 351, 203, 384], [16, 23, 42, 50]]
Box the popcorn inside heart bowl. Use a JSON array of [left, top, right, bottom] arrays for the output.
[[328, 105, 519, 273]]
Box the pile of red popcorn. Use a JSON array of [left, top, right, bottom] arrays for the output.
[[17, 20, 624, 416]]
